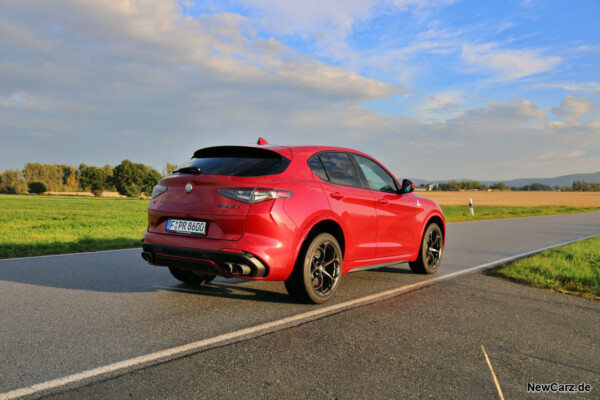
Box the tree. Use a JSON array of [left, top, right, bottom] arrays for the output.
[[79, 166, 110, 196], [112, 160, 161, 197], [163, 162, 178, 176], [0, 170, 28, 194], [491, 182, 509, 191], [101, 164, 115, 191], [60, 165, 79, 191], [141, 169, 162, 195], [518, 183, 552, 191], [22, 163, 64, 191], [28, 182, 47, 194], [435, 180, 487, 191]]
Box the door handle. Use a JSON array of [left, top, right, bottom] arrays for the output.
[[330, 192, 344, 200], [378, 199, 389, 205]]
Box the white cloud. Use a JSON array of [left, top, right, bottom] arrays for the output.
[[530, 81, 600, 93], [228, 0, 457, 60], [1, 0, 598, 181], [420, 90, 464, 121], [0, 91, 38, 107], [450, 99, 547, 127], [0, 0, 402, 170], [461, 43, 562, 81], [520, 0, 540, 8], [551, 95, 596, 124]]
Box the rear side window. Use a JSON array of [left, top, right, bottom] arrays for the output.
[[177, 146, 290, 177], [307, 155, 329, 181], [317, 152, 362, 188]]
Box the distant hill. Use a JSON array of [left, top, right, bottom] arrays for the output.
[[412, 171, 600, 188]]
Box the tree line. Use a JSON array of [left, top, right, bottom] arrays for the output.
[[431, 180, 600, 192], [2, 163, 599, 195], [571, 180, 600, 191], [0, 160, 172, 197]]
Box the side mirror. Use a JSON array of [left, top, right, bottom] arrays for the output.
[[400, 179, 415, 194]]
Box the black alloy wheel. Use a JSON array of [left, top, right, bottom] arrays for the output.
[[285, 233, 342, 304], [409, 223, 443, 274]]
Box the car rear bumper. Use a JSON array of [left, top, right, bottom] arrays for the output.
[[141, 242, 268, 278]]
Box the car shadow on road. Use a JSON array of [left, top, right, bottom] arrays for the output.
[[371, 266, 414, 274], [159, 282, 299, 304], [0, 255, 416, 300], [0, 260, 298, 304]]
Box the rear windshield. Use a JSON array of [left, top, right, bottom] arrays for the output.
[[175, 146, 290, 177]]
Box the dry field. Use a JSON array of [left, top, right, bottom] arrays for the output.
[[44, 191, 127, 198], [418, 191, 600, 207], [44, 190, 600, 205]]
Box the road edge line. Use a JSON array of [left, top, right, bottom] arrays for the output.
[[0, 248, 141, 262]]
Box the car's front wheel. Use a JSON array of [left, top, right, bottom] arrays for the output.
[[168, 266, 216, 285], [285, 233, 342, 304], [409, 223, 443, 274]]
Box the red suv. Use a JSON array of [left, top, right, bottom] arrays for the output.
[[142, 140, 445, 303]]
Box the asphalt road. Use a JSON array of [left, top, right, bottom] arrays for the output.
[[48, 273, 600, 400], [1, 212, 599, 398]]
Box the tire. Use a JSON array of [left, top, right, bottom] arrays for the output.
[[409, 223, 443, 274], [168, 266, 216, 285], [285, 233, 342, 304]]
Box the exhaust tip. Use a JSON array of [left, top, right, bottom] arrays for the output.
[[223, 262, 235, 274], [141, 251, 154, 263], [233, 263, 251, 275], [223, 262, 251, 275]]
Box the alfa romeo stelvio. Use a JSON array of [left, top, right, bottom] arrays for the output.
[[141, 138, 445, 303]]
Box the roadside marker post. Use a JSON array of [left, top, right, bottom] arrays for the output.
[[469, 197, 474, 216]]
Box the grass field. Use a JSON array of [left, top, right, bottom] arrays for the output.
[[440, 205, 600, 222], [484, 236, 600, 300], [0, 193, 599, 259], [0, 195, 148, 258]]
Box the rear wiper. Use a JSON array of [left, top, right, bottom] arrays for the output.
[[173, 166, 202, 174]]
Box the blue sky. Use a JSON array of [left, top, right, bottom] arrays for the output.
[[1, 0, 598, 180]]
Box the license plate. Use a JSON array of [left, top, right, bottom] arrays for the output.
[[166, 219, 206, 235]]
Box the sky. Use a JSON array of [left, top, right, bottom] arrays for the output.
[[0, 0, 599, 181]]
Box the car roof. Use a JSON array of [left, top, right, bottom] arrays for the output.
[[191, 143, 396, 180], [203, 144, 374, 159]]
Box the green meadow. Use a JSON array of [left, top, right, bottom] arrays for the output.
[[0, 195, 148, 258], [0, 194, 599, 259], [441, 205, 600, 222], [485, 236, 600, 299]]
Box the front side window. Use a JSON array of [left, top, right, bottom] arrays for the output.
[[317, 152, 362, 188], [352, 155, 397, 192]]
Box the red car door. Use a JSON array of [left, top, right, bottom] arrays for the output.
[[311, 152, 378, 262], [351, 154, 422, 259]]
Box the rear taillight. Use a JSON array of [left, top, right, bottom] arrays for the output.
[[219, 188, 292, 204], [151, 185, 168, 199]]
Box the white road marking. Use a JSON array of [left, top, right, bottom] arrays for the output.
[[1, 234, 598, 400], [0, 248, 140, 262], [481, 345, 505, 400]]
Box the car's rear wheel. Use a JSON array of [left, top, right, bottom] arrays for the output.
[[168, 266, 216, 285], [285, 233, 342, 304], [409, 223, 443, 274]]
